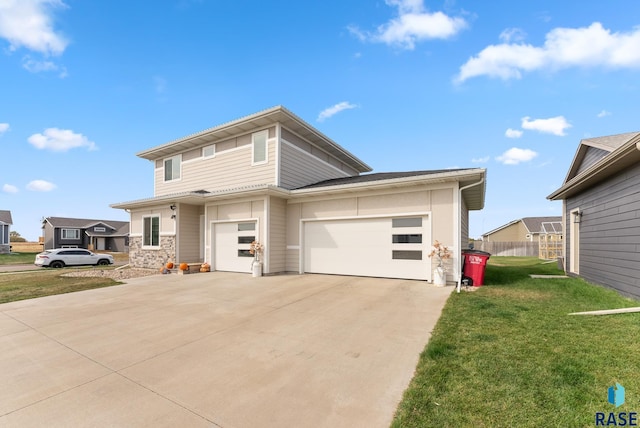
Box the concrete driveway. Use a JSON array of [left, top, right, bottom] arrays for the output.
[[0, 272, 451, 428]]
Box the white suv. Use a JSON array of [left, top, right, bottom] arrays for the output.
[[35, 249, 114, 268]]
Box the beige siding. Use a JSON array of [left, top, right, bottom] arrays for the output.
[[286, 203, 302, 272], [155, 140, 276, 196], [268, 197, 287, 273], [460, 196, 469, 250], [430, 188, 455, 278], [129, 206, 174, 237], [280, 141, 352, 189], [358, 190, 430, 215], [486, 222, 529, 242], [177, 204, 203, 263]]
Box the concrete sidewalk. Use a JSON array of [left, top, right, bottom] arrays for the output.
[[0, 272, 451, 427]]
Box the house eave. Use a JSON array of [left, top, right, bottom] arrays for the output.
[[135, 106, 372, 173], [548, 139, 640, 200]]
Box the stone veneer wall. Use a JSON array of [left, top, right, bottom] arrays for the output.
[[0, 244, 9, 254], [129, 236, 176, 268]]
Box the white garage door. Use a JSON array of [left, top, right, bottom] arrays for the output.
[[303, 216, 430, 280], [213, 221, 256, 273]]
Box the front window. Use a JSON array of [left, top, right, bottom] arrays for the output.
[[61, 228, 80, 240], [252, 131, 268, 165], [164, 155, 181, 181], [1, 225, 8, 244], [143, 216, 160, 247]]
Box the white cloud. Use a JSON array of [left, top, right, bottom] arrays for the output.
[[317, 102, 358, 122], [0, 0, 69, 56], [496, 147, 538, 165], [22, 55, 67, 76], [499, 28, 526, 43], [505, 128, 523, 138], [597, 110, 612, 118], [456, 22, 640, 83], [153, 75, 167, 94], [28, 128, 97, 152], [471, 156, 490, 163], [0, 123, 8, 135], [348, 0, 467, 50], [521, 116, 571, 136], [2, 184, 18, 193], [26, 179, 56, 192]]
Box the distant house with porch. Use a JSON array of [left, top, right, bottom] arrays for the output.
[[42, 217, 129, 252], [0, 210, 12, 254]]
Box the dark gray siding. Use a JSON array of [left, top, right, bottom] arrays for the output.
[[566, 161, 640, 299], [576, 146, 609, 176]]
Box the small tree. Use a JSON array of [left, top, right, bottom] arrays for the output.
[[10, 231, 26, 242]]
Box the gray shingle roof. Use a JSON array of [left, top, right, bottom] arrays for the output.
[[520, 217, 563, 234], [294, 169, 474, 189], [45, 217, 129, 236], [0, 210, 12, 225]]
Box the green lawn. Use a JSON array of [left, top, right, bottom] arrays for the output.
[[393, 257, 640, 428], [0, 252, 39, 265], [0, 269, 122, 304]]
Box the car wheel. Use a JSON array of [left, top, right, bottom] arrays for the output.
[[50, 261, 65, 268], [97, 259, 110, 266]]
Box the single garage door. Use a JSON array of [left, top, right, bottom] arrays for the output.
[[213, 221, 257, 273], [303, 216, 430, 280]]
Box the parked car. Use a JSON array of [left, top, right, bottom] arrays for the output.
[[35, 249, 114, 268]]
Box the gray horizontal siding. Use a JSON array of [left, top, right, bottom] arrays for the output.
[[279, 140, 351, 189], [567, 161, 640, 299], [575, 146, 610, 176]]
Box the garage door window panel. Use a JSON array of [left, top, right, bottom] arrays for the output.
[[392, 217, 422, 228], [392, 234, 422, 244], [392, 250, 423, 260]]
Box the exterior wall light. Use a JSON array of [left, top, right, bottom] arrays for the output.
[[573, 210, 582, 224]]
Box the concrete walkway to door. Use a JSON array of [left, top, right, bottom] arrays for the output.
[[0, 272, 452, 428]]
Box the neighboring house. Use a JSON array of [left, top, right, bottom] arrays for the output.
[[42, 217, 130, 252], [112, 106, 486, 283], [0, 210, 12, 254], [482, 216, 563, 242], [548, 131, 640, 299]]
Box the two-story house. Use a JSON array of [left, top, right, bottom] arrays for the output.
[[42, 217, 130, 252], [112, 106, 486, 283]]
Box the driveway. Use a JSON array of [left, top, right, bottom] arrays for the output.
[[0, 272, 451, 427]]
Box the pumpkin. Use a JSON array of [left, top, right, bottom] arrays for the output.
[[179, 262, 189, 271], [166, 262, 174, 269], [200, 263, 210, 272]]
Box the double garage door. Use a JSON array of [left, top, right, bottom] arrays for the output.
[[303, 216, 430, 281]]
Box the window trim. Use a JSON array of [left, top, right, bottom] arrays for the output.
[[94, 226, 106, 232], [251, 130, 268, 166], [61, 228, 80, 240], [142, 215, 161, 248], [202, 145, 215, 159], [1, 224, 8, 245], [163, 154, 182, 182]]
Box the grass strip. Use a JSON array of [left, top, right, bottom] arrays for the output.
[[393, 257, 640, 427]]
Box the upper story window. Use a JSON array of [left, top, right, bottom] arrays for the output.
[[252, 131, 268, 165], [164, 155, 181, 182], [61, 228, 80, 240], [202, 145, 215, 158]]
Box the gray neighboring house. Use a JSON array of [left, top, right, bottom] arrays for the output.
[[0, 210, 12, 254], [42, 217, 130, 252], [548, 131, 640, 299]]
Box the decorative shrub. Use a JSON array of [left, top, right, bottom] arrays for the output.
[[166, 262, 174, 269], [179, 262, 189, 271]]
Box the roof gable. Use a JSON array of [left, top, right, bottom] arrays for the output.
[[520, 217, 562, 234], [44, 216, 129, 232], [0, 210, 12, 225]]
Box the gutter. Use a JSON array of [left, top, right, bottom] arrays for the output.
[[456, 176, 485, 294]]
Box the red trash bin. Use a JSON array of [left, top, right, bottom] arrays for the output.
[[462, 250, 491, 286]]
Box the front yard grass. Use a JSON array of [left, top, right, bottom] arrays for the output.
[[393, 257, 640, 427], [0, 269, 121, 304], [0, 252, 39, 265]]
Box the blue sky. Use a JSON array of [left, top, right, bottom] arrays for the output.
[[2, 0, 640, 241]]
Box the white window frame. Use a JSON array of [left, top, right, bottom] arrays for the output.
[[1, 224, 8, 245], [251, 130, 268, 166], [202, 145, 215, 159], [164, 154, 182, 182], [61, 228, 80, 240], [142, 215, 160, 248]]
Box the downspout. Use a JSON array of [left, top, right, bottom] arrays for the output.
[[457, 176, 485, 293]]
